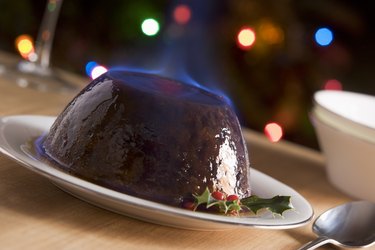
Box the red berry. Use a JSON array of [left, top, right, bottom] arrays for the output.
[[182, 201, 196, 211], [227, 194, 239, 202], [212, 191, 226, 200]]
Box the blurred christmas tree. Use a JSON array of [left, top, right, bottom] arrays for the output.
[[0, 0, 373, 149]]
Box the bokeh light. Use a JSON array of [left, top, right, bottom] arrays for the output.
[[324, 79, 343, 90], [264, 122, 283, 143], [141, 18, 160, 36], [259, 21, 284, 45], [48, 0, 58, 12], [90, 65, 108, 79], [237, 27, 256, 50], [15, 35, 35, 59], [173, 4, 191, 25], [42, 30, 51, 41], [85, 61, 98, 76], [315, 27, 333, 46]]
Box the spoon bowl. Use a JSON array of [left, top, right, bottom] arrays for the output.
[[299, 201, 375, 250]]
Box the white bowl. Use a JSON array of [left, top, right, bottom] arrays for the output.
[[313, 90, 375, 143], [311, 111, 375, 202]]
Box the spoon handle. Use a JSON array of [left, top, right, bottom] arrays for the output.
[[297, 236, 333, 250]]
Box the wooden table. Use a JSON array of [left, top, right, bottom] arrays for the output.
[[0, 51, 359, 249]]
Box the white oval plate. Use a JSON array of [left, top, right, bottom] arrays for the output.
[[0, 115, 313, 230]]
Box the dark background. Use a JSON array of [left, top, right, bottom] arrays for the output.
[[1, 0, 374, 149]]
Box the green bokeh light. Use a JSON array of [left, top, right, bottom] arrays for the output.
[[141, 18, 160, 36]]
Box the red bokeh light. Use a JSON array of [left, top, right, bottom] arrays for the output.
[[237, 27, 256, 50], [324, 79, 343, 90], [173, 4, 191, 25], [264, 122, 283, 143]]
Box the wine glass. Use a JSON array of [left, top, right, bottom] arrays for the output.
[[0, 0, 78, 93]]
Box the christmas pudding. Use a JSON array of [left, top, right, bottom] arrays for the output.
[[40, 70, 251, 206]]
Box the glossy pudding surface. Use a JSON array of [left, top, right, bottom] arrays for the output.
[[40, 70, 251, 206]]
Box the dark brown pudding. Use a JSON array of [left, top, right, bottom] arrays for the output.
[[40, 70, 251, 206]]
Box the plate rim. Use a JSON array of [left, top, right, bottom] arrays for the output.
[[0, 115, 314, 230]]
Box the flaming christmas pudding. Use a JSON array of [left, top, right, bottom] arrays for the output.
[[40, 70, 251, 207]]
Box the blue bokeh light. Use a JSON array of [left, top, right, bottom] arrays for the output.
[[314, 27, 333, 46], [85, 61, 98, 76]]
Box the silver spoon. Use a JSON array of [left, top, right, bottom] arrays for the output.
[[298, 201, 375, 250]]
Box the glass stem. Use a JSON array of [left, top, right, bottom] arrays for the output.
[[34, 0, 63, 70]]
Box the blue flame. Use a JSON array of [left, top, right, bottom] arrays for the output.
[[107, 64, 234, 108], [105, 0, 236, 109], [34, 134, 47, 157], [108, 65, 163, 77]]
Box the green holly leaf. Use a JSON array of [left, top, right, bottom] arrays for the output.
[[227, 201, 242, 211], [240, 195, 292, 215], [193, 187, 213, 209], [189, 189, 292, 216]]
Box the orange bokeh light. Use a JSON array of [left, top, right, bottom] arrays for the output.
[[259, 21, 284, 45], [264, 122, 283, 143], [15, 35, 35, 59], [173, 4, 191, 25], [237, 27, 256, 50]]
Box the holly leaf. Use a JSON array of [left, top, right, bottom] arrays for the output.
[[189, 189, 292, 216], [240, 195, 293, 215], [193, 187, 213, 209]]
